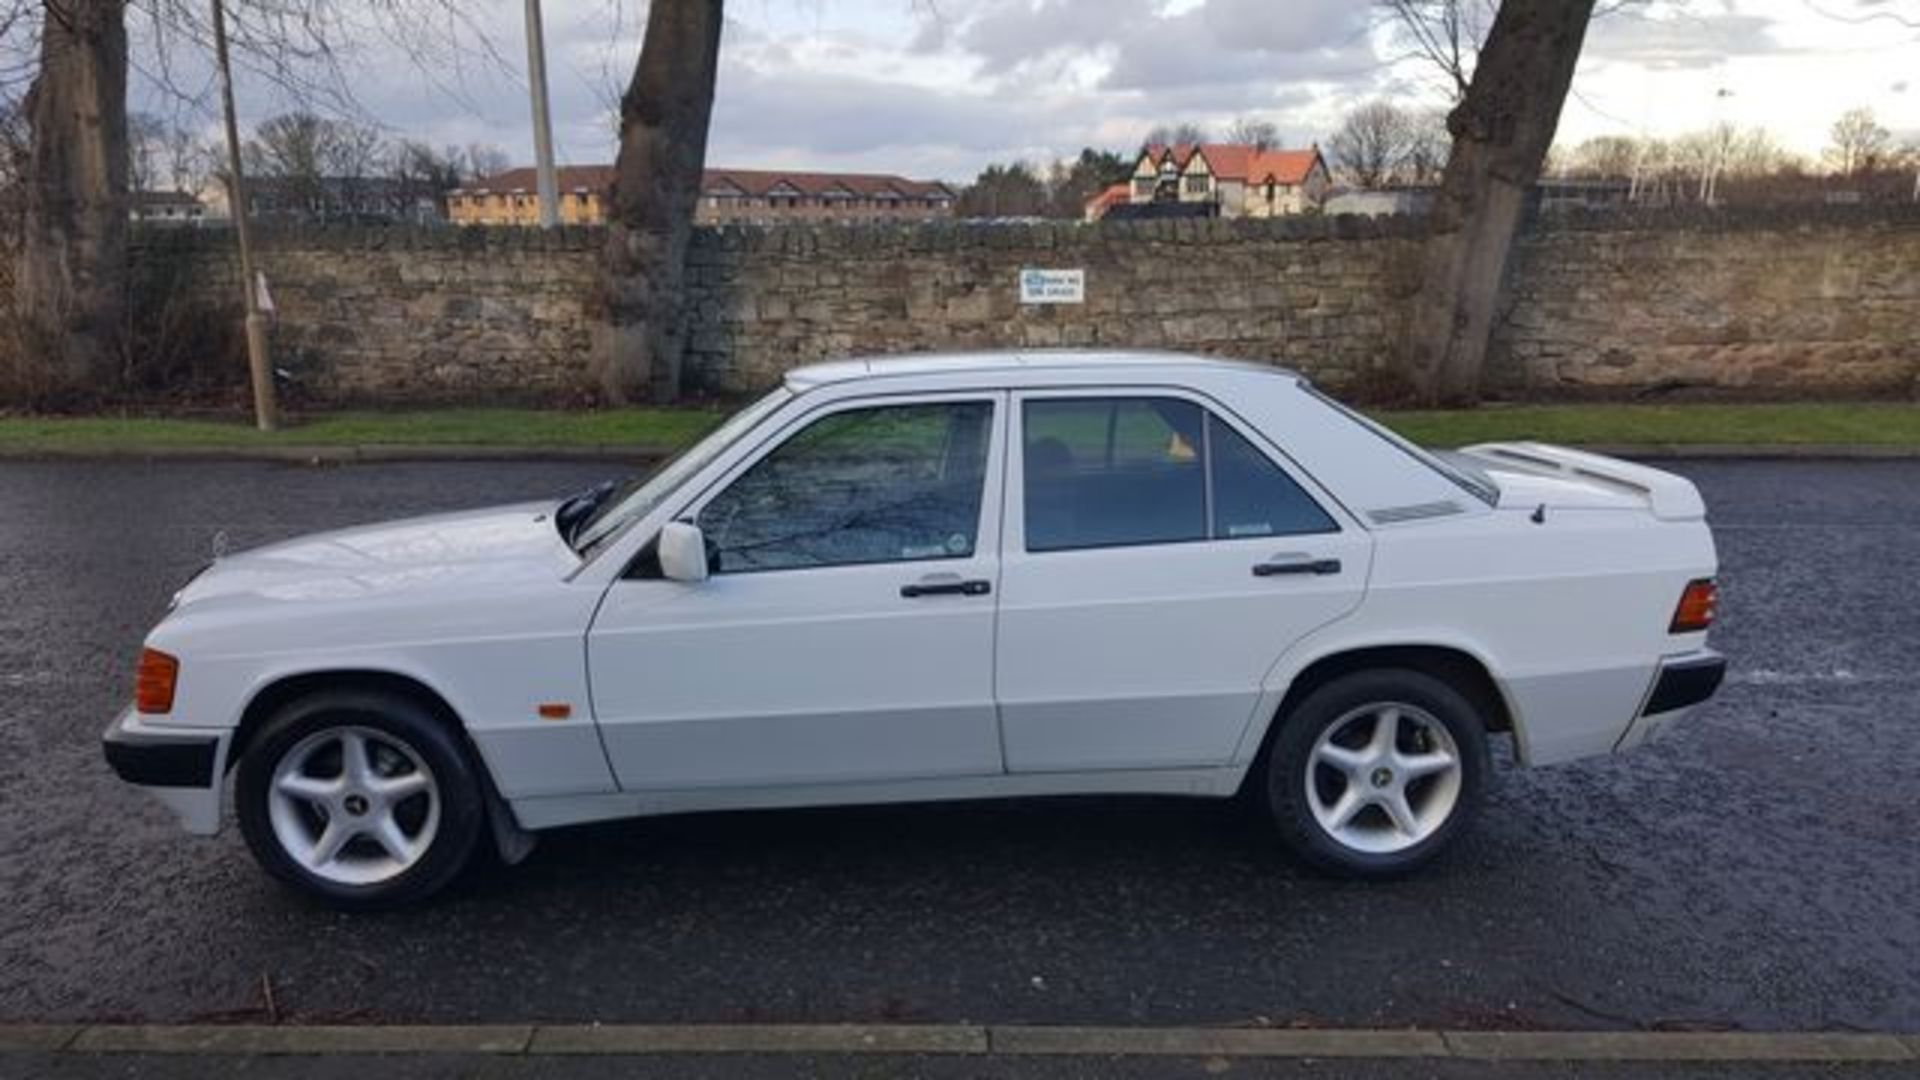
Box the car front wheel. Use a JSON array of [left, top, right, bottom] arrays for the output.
[[236, 690, 485, 909], [1265, 668, 1488, 877]]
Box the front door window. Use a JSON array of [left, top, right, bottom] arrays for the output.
[[700, 401, 994, 573]]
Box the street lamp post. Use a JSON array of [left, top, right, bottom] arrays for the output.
[[524, 0, 559, 228], [210, 0, 277, 431]]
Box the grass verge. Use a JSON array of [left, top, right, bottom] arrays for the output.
[[0, 402, 1915, 455], [1379, 402, 1920, 448], [0, 408, 725, 452]]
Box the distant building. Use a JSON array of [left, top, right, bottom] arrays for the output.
[[198, 176, 440, 224], [1533, 177, 1632, 213], [1087, 142, 1332, 221], [1316, 177, 1640, 219], [1083, 183, 1131, 222], [447, 166, 957, 226], [1323, 187, 1434, 217], [130, 190, 206, 226], [446, 165, 611, 226]]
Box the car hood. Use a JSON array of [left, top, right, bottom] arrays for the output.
[[171, 501, 576, 610]]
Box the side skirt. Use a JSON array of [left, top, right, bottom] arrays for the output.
[[509, 766, 1248, 831]]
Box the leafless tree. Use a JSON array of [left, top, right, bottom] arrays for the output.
[[1826, 106, 1890, 176], [1402, 0, 1596, 405], [1224, 116, 1281, 151], [127, 109, 165, 192], [1380, 0, 1637, 98], [1377, 0, 1498, 99], [157, 120, 208, 192], [2, 0, 501, 406], [1327, 100, 1416, 188], [1142, 121, 1208, 149], [601, 0, 724, 404], [463, 142, 509, 183], [1401, 107, 1450, 185], [391, 138, 462, 218], [11, 0, 128, 406], [244, 111, 386, 217], [1563, 134, 1639, 178]]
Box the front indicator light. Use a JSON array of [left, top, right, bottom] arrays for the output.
[[136, 648, 179, 714], [1669, 578, 1718, 634]]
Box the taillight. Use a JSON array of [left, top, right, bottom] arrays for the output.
[[1669, 579, 1718, 634], [135, 648, 179, 714]]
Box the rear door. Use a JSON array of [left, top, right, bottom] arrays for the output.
[[995, 389, 1372, 772]]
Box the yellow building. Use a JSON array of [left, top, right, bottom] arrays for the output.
[[448, 166, 612, 226], [448, 166, 956, 226]]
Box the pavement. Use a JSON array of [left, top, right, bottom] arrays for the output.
[[0, 458, 1916, 1068]]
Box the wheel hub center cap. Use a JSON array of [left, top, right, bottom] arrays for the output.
[[342, 793, 370, 816], [1370, 767, 1394, 788]]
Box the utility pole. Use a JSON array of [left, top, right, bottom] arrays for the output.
[[211, 0, 277, 430], [524, 0, 559, 228]]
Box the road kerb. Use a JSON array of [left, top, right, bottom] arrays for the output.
[[529, 1023, 987, 1055], [987, 1025, 1447, 1058], [0, 1026, 82, 1052], [1441, 1030, 1915, 1062], [71, 1024, 534, 1055]]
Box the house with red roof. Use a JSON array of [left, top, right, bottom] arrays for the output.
[[1087, 142, 1332, 221]]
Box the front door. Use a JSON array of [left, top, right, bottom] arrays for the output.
[[996, 390, 1372, 772], [588, 393, 1007, 791]]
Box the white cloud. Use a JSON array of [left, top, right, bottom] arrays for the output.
[[130, 0, 1920, 184]]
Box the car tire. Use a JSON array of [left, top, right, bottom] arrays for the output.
[[235, 690, 485, 909], [1265, 668, 1488, 878]]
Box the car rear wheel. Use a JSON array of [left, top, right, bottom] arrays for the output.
[[236, 690, 485, 909], [1265, 669, 1488, 877]]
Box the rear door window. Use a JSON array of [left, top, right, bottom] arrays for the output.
[[1022, 396, 1335, 552], [1024, 398, 1207, 551], [1209, 415, 1338, 539]]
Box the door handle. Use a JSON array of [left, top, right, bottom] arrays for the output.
[[1253, 556, 1342, 577], [901, 575, 992, 598]]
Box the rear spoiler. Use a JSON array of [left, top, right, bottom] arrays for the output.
[[1457, 442, 1706, 521]]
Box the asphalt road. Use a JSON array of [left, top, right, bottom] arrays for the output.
[[0, 458, 1915, 1032], [11, 1054, 1920, 1080]]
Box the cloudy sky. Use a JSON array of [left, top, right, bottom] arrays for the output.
[[206, 0, 1919, 182]]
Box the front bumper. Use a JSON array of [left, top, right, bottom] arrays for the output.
[[102, 709, 229, 835], [1615, 650, 1727, 752]]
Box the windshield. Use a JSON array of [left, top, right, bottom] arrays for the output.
[[570, 386, 794, 556]]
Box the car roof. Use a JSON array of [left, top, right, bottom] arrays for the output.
[[783, 349, 1302, 391]]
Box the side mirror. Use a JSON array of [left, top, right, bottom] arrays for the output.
[[657, 521, 710, 583]]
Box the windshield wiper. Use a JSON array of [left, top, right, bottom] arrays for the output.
[[555, 480, 618, 548]]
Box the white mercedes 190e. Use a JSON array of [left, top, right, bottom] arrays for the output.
[[106, 351, 1724, 907]]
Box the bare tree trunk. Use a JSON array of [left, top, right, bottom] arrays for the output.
[[16, 0, 130, 406], [599, 0, 723, 404], [1404, 0, 1592, 406]]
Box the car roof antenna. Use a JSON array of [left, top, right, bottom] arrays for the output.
[[1530, 504, 1547, 525]]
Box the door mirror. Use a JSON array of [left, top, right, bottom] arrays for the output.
[[657, 521, 710, 583]]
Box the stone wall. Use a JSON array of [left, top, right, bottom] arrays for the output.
[[130, 226, 606, 404], [112, 206, 1920, 406], [678, 214, 1422, 396], [1493, 207, 1920, 397]]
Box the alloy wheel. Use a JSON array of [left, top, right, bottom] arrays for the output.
[[1304, 701, 1463, 855], [266, 725, 441, 887]]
